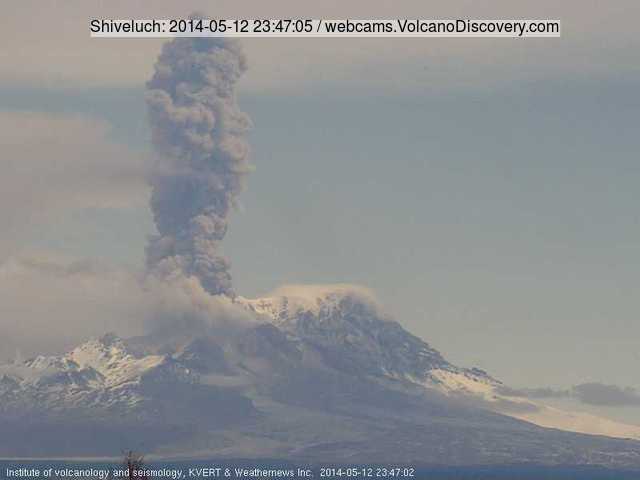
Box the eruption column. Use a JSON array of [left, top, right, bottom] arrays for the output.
[[145, 37, 250, 297]]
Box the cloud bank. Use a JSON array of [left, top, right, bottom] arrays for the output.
[[0, 110, 149, 260], [0, 252, 255, 362], [0, 253, 147, 361], [572, 383, 640, 407], [501, 383, 640, 407]]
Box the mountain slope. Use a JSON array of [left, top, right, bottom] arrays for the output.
[[2, 285, 640, 465], [239, 285, 640, 441]]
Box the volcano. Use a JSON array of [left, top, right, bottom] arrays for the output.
[[2, 285, 640, 466]]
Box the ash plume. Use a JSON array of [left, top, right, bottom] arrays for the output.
[[145, 36, 251, 297]]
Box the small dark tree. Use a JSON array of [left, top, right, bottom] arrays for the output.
[[123, 450, 147, 480]]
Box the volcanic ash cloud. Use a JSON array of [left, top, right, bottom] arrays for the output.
[[145, 37, 251, 297]]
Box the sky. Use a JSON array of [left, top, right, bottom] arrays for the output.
[[1, 0, 640, 422]]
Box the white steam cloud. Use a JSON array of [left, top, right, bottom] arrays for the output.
[[145, 36, 251, 297]]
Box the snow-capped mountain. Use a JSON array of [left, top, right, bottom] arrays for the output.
[[2, 285, 640, 465], [239, 286, 640, 440], [239, 286, 498, 397], [0, 332, 251, 427]]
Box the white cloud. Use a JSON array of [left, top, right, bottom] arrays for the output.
[[267, 283, 383, 313]]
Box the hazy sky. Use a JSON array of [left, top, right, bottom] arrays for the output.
[[1, 0, 640, 421]]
